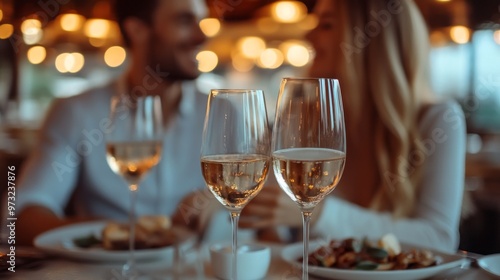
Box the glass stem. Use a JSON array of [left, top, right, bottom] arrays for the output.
[[123, 185, 138, 277], [302, 211, 313, 280], [230, 211, 240, 280]]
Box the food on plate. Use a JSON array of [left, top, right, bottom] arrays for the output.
[[306, 234, 438, 270], [73, 215, 177, 250], [102, 215, 176, 250]]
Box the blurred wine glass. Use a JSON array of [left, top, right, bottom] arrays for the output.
[[201, 89, 271, 280], [272, 78, 346, 279], [105, 94, 163, 279]]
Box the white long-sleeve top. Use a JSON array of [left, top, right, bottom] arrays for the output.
[[312, 100, 466, 253]]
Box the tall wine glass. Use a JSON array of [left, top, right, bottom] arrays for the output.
[[201, 89, 271, 280], [272, 78, 346, 279], [105, 94, 163, 278]]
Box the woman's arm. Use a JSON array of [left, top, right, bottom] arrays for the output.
[[313, 101, 466, 253]]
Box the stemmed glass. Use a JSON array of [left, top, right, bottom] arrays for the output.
[[272, 78, 346, 279], [201, 89, 271, 280], [105, 94, 163, 278]]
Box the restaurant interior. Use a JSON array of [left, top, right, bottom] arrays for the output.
[[0, 0, 499, 256]]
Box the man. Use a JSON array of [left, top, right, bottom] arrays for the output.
[[16, 0, 212, 245]]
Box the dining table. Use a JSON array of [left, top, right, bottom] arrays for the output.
[[1, 241, 494, 280]]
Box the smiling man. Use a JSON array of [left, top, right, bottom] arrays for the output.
[[16, 0, 212, 245]]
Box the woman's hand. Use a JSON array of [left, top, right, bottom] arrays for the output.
[[240, 185, 324, 229]]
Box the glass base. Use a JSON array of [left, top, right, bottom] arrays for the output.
[[109, 266, 141, 280]]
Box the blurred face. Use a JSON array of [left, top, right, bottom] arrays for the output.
[[148, 0, 207, 80], [306, 0, 343, 78]]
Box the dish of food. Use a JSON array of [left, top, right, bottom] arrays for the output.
[[478, 253, 500, 279], [34, 218, 195, 262], [281, 236, 467, 280]]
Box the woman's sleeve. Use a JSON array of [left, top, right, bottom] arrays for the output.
[[312, 101, 466, 253]]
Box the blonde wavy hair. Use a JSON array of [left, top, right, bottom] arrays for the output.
[[337, 0, 434, 217]]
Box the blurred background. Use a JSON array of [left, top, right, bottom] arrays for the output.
[[0, 0, 499, 254]]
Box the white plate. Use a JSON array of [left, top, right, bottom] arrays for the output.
[[281, 240, 468, 280], [34, 221, 196, 263], [478, 254, 500, 279]]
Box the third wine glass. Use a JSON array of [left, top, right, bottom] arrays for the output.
[[105, 94, 163, 279]]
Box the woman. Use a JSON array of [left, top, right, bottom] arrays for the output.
[[241, 0, 466, 253]]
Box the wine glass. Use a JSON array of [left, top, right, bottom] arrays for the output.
[[272, 78, 346, 279], [105, 94, 163, 278], [201, 89, 271, 280]]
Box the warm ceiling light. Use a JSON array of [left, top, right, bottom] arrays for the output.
[[21, 19, 42, 34], [23, 29, 43, 45], [196, 50, 218, 72], [68, 53, 85, 73], [60, 13, 85, 32], [84, 19, 110, 38], [55, 53, 69, 73], [258, 48, 284, 69], [436, 0, 451, 2], [0, 24, 13, 39], [450, 25, 470, 44], [272, 1, 307, 23], [104, 46, 126, 67], [199, 18, 220, 37], [27, 46, 46, 64], [55, 52, 85, 73], [238, 36, 266, 59], [494, 30, 500, 45], [286, 45, 310, 67]]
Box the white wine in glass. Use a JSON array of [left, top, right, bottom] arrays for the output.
[[201, 89, 271, 280], [105, 94, 163, 279], [272, 78, 346, 280]]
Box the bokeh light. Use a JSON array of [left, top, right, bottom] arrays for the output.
[[200, 18, 220, 37], [272, 1, 307, 23], [60, 13, 85, 32], [494, 30, 500, 45], [84, 19, 110, 38], [197, 50, 218, 72], [104, 46, 126, 67], [21, 19, 42, 34], [27, 46, 46, 64], [0, 24, 13, 39], [450, 26, 470, 44], [258, 48, 284, 69], [55, 53, 85, 73], [237, 37, 266, 59]]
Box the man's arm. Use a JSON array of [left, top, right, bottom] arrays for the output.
[[17, 205, 96, 246]]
